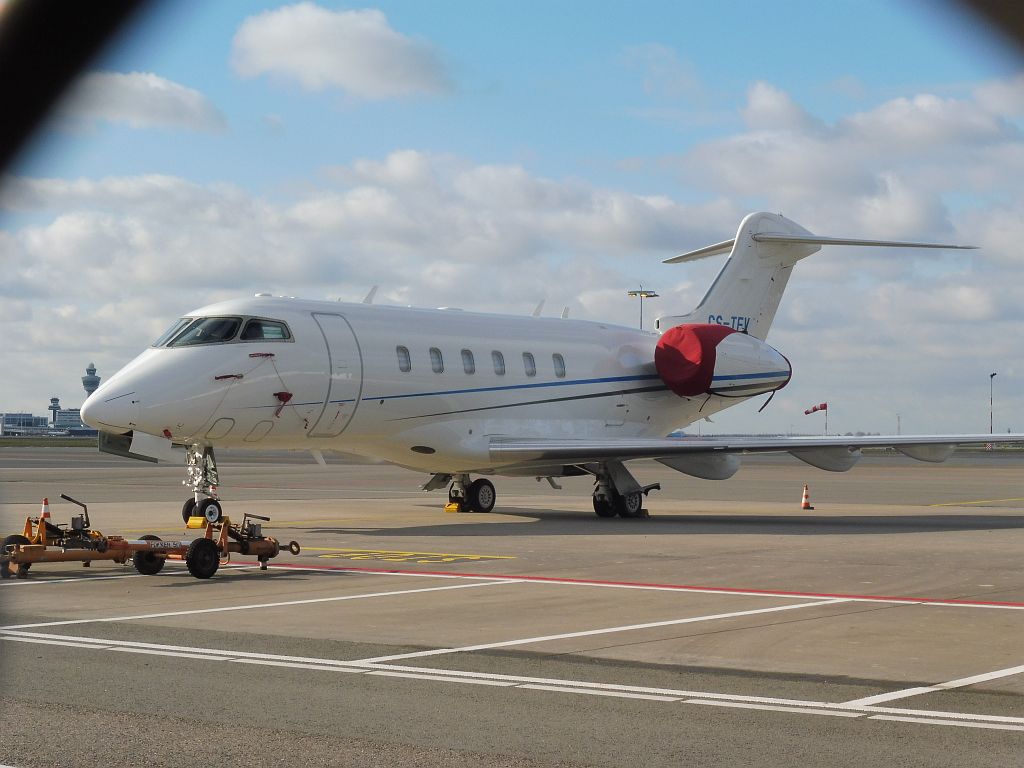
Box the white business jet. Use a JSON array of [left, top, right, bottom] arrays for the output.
[[80, 212, 1021, 523]]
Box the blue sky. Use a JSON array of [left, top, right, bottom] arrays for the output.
[[2, 1, 1022, 434]]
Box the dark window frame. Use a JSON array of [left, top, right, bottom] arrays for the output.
[[396, 345, 412, 372], [523, 352, 537, 377], [429, 347, 444, 374]]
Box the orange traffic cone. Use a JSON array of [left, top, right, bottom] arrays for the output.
[[40, 498, 50, 519], [800, 485, 814, 510]]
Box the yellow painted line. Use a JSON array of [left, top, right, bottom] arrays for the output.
[[308, 547, 515, 565], [928, 498, 1024, 507], [121, 518, 367, 534]]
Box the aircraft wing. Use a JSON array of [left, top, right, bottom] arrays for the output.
[[489, 434, 1024, 469]]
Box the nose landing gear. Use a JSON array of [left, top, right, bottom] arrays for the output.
[[182, 445, 224, 523]]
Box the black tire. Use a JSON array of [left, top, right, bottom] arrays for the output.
[[2, 534, 30, 579], [133, 535, 165, 576], [593, 496, 617, 518], [466, 479, 496, 513], [185, 537, 219, 579], [181, 498, 197, 524], [197, 498, 223, 524], [614, 491, 644, 518]]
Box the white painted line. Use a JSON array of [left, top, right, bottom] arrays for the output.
[[869, 715, 1024, 732], [354, 598, 849, 663], [686, 700, 863, 718], [110, 646, 233, 662], [0, 579, 518, 630], [258, 564, 1024, 610], [520, 684, 679, 702], [0, 564, 247, 587], [368, 670, 516, 687], [4, 630, 1023, 730], [1, 630, 372, 667], [939, 663, 1024, 689], [229, 658, 364, 673], [843, 663, 1024, 706], [843, 687, 943, 706], [858, 704, 1024, 724], [2, 635, 109, 650]]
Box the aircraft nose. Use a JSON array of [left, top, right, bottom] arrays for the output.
[[81, 390, 139, 433]]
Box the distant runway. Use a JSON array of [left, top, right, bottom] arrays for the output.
[[1, 448, 1022, 767]]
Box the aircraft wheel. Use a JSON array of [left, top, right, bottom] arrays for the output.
[[1, 534, 30, 579], [185, 537, 220, 579], [133, 535, 165, 575], [197, 498, 223, 523], [592, 496, 616, 518], [181, 498, 197, 523], [614, 491, 644, 518], [466, 479, 496, 513]]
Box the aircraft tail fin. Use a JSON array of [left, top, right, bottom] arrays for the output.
[[655, 212, 974, 340]]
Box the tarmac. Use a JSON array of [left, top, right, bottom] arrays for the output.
[[1, 447, 1022, 767]]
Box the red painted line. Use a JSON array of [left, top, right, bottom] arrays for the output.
[[228, 560, 1024, 609]]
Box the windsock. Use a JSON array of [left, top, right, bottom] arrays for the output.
[[804, 402, 827, 415]]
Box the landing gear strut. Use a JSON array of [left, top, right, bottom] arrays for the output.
[[182, 445, 223, 524], [592, 461, 659, 519], [443, 474, 497, 513]]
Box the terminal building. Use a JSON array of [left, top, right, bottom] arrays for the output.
[[0, 413, 50, 435], [1, 364, 101, 437]]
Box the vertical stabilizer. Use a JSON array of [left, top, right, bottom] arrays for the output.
[[656, 212, 973, 340], [656, 212, 819, 340]]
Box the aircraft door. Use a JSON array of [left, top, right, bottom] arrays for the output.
[[309, 313, 363, 437]]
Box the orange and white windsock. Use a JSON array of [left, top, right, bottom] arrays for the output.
[[804, 402, 827, 415]]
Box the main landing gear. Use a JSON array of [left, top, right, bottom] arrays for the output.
[[424, 473, 496, 513], [591, 461, 660, 519], [449, 475, 497, 513], [181, 445, 224, 524]]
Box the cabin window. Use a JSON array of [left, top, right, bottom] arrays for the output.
[[523, 352, 536, 377], [461, 349, 476, 374], [429, 347, 444, 373], [167, 317, 242, 347], [492, 350, 505, 376], [396, 345, 411, 372], [241, 319, 291, 341], [553, 353, 566, 378]]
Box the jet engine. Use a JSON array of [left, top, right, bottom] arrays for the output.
[[655, 324, 791, 398]]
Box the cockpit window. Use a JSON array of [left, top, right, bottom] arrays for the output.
[[240, 319, 291, 341], [167, 317, 242, 346], [152, 318, 194, 347]]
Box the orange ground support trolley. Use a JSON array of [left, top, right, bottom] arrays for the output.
[[1, 494, 299, 580]]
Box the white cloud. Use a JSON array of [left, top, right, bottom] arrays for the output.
[[5, 75, 1024, 433], [0, 156, 739, 411], [741, 81, 824, 133], [60, 72, 225, 132], [231, 3, 450, 99], [621, 44, 701, 101]]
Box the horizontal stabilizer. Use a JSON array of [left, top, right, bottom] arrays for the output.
[[750, 234, 976, 250], [663, 239, 735, 264]]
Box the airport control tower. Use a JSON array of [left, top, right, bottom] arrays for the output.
[[82, 363, 100, 397]]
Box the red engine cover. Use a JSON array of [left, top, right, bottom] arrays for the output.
[[655, 324, 736, 397]]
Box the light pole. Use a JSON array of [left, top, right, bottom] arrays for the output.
[[990, 372, 997, 434], [627, 286, 658, 330], [896, 413, 901, 436]]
